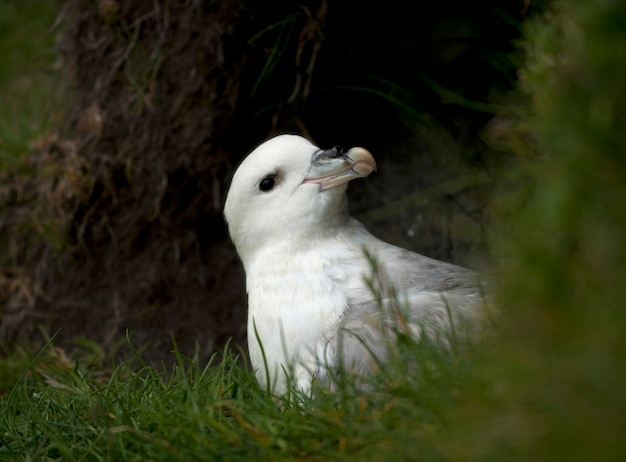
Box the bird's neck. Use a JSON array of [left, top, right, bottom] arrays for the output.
[[238, 206, 352, 270]]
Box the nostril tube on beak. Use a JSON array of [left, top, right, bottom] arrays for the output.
[[315, 146, 345, 163]]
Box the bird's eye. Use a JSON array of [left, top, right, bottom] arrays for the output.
[[259, 177, 275, 192]]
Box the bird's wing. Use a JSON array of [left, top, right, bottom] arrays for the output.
[[319, 220, 490, 377]]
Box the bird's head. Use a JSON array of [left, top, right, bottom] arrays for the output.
[[224, 134, 376, 263]]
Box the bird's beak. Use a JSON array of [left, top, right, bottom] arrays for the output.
[[302, 146, 377, 191]]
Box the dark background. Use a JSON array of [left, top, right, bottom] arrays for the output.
[[0, 0, 545, 366]]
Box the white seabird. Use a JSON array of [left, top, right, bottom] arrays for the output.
[[224, 134, 488, 394]]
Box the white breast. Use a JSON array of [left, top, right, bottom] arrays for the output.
[[245, 241, 354, 394]]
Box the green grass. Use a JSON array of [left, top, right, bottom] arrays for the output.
[[0, 0, 64, 167], [0, 332, 474, 461]]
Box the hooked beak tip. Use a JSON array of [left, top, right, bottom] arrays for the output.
[[303, 146, 377, 191]]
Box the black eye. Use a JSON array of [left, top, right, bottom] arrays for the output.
[[259, 177, 275, 192]]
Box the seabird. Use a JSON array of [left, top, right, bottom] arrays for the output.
[[224, 134, 488, 394]]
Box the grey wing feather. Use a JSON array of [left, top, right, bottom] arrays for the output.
[[322, 230, 491, 378]]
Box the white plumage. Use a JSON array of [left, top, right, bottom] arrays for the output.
[[224, 134, 488, 394]]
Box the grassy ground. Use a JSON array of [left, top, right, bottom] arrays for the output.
[[0, 332, 475, 461], [2, 0, 626, 460]]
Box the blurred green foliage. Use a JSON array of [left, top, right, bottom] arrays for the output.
[[463, 1, 626, 459], [0, 0, 62, 166]]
